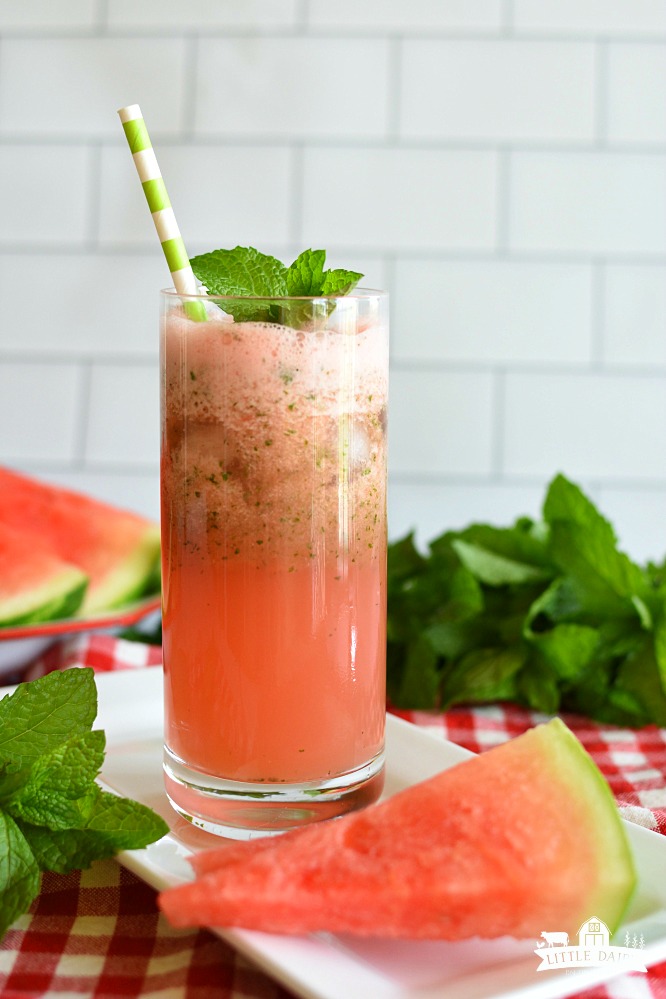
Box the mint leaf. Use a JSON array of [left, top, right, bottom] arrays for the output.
[[320, 267, 363, 296], [386, 473, 666, 728], [524, 576, 583, 630], [84, 788, 168, 846], [286, 248, 327, 296], [191, 245, 288, 298], [611, 640, 666, 726], [524, 623, 599, 682], [517, 657, 561, 714], [0, 668, 96, 772], [544, 475, 648, 610], [0, 812, 40, 938], [190, 245, 364, 325], [440, 647, 525, 710], [392, 635, 442, 709], [387, 531, 427, 584], [191, 245, 287, 322], [543, 474, 612, 536], [6, 731, 105, 830], [19, 786, 167, 874], [455, 520, 553, 571], [451, 538, 551, 587], [650, 606, 666, 699], [18, 823, 111, 875], [284, 248, 363, 299], [0, 669, 169, 939]]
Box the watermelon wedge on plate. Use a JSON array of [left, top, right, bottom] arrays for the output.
[[0, 466, 160, 615], [158, 719, 636, 941], [0, 522, 87, 627]]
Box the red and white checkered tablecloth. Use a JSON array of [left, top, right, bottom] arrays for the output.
[[1, 634, 665, 999]]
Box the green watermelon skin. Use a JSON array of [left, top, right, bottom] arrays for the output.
[[158, 719, 636, 940], [0, 467, 160, 615], [0, 523, 88, 626]]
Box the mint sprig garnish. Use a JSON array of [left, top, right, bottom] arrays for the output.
[[190, 246, 363, 324], [387, 473, 666, 727], [0, 668, 168, 938]]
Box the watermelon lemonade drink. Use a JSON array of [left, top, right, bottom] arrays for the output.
[[160, 287, 388, 837]]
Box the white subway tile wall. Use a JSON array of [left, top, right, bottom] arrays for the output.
[[106, 1, 300, 31], [604, 265, 666, 367], [503, 372, 666, 480], [509, 152, 666, 255], [607, 43, 666, 145], [301, 148, 499, 250], [85, 364, 159, 467], [400, 41, 596, 143], [0, 1, 98, 31], [392, 260, 593, 365], [0, 1, 664, 563], [194, 38, 391, 139], [0, 145, 91, 244], [98, 144, 294, 247]]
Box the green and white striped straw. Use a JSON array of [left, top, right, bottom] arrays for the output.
[[117, 103, 206, 321]]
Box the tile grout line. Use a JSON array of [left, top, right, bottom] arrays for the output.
[[85, 140, 103, 250], [386, 37, 402, 140], [590, 260, 607, 369], [4, 351, 666, 380], [389, 471, 666, 490], [495, 148, 511, 255], [501, 0, 515, 35], [181, 33, 199, 140], [16, 458, 160, 477], [288, 142, 305, 247], [490, 368, 506, 480], [0, 352, 159, 365], [71, 360, 93, 468], [93, 0, 109, 32], [295, 0, 309, 32], [3, 27, 666, 42], [1, 243, 666, 267], [2, 134, 666, 154], [389, 359, 666, 378], [595, 39, 610, 146]]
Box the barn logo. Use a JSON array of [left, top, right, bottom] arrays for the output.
[[534, 917, 647, 973]]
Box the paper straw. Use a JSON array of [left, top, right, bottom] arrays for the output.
[[117, 104, 206, 321]]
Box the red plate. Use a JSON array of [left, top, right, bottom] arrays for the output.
[[0, 593, 161, 641]]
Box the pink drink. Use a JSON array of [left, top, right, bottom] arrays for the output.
[[160, 292, 388, 836]]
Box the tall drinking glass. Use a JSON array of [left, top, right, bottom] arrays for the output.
[[160, 290, 389, 838]]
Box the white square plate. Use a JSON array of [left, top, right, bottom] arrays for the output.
[[80, 669, 666, 998]]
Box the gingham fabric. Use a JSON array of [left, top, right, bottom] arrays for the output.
[[1, 633, 665, 999]]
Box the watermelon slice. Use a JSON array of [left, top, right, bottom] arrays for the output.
[[0, 466, 160, 615], [158, 719, 636, 940], [0, 523, 88, 626]]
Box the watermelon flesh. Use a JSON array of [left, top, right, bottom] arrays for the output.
[[0, 523, 87, 626], [158, 719, 636, 940], [0, 467, 160, 615]]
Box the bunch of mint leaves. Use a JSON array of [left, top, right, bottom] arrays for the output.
[[388, 473, 666, 728], [0, 667, 168, 937], [190, 246, 363, 325]]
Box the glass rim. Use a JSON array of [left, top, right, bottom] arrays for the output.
[[160, 286, 387, 302]]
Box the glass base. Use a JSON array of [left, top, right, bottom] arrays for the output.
[[163, 746, 385, 840]]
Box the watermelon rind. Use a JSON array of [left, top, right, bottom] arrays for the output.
[[539, 717, 636, 933], [0, 466, 161, 618], [0, 566, 88, 627], [80, 523, 161, 614]]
